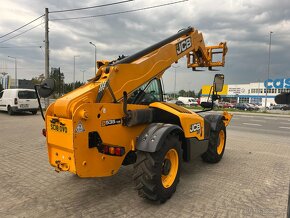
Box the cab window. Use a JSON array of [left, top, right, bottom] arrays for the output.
[[128, 79, 162, 105], [0, 91, 3, 99]]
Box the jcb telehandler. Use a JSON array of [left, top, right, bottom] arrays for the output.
[[37, 27, 232, 203]]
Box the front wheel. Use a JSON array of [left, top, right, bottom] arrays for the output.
[[133, 133, 181, 203], [202, 121, 226, 163]]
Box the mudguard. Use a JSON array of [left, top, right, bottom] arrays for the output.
[[204, 114, 224, 131], [136, 123, 183, 152]]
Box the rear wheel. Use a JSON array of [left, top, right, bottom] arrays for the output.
[[31, 110, 37, 115], [133, 133, 181, 203], [7, 106, 14, 115], [202, 121, 226, 163]]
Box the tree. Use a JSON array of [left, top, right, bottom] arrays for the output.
[[64, 83, 73, 93], [187, 90, 196, 97], [50, 67, 64, 97], [178, 89, 186, 97], [31, 74, 45, 85], [63, 81, 84, 94]]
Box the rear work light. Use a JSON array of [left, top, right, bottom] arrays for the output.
[[102, 145, 125, 156], [14, 98, 18, 105], [88, 131, 125, 156]]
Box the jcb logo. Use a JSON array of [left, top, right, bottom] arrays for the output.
[[190, 123, 201, 134], [176, 37, 192, 55], [98, 81, 107, 93]]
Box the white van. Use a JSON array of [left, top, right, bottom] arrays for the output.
[[0, 89, 38, 115], [177, 97, 198, 106]]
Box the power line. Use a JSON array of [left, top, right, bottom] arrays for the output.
[[0, 15, 44, 39], [2, 67, 44, 70], [0, 23, 44, 44], [0, 45, 42, 49], [51, 0, 189, 21], [50, 0, 134, 13]]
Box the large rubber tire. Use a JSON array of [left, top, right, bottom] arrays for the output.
[[201, 121, 226, 163], [31, 110, 37, 115], [7, 106, 14, 115], [133, 133, 181, 203]]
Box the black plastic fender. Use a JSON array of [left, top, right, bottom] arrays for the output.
[[204, 114, 224, 132], [136, 123, 183, 153]]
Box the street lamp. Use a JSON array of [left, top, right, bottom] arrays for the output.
[[89, 42, 97, 76], [8, 56, 17, 88], [0, 72, 8, 77], [172, 65, 179, 99], [73, 55, 80, 89], [264, 31, 273, 110], [80, 69, 86, 83]]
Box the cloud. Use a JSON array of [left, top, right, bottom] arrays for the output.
[[0, 0, 289, 92]]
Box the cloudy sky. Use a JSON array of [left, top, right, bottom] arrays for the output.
[[0, 0, 289, 92]]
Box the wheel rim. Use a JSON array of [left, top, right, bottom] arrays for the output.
[[217, 130, 225, 155], [161, 148, 178, 188]]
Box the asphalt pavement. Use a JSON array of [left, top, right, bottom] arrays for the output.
[[229, 113, 290, 137]]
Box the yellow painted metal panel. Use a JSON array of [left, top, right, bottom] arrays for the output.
[[202, 84, 228, 95]]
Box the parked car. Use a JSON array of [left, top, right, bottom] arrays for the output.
[[235, 103, 254, 111], [281, 104, 290, 110], [215, 101, 234, 108], [252, 103, 264, 110], [177, 97, 198, 106], [270, 104, 285, 110], [223, 102, 235, 108], [247, 103, 259, 110], [0, 89, 38, 115], [216, 101, 225, 108], [175, 100, 185, 106]]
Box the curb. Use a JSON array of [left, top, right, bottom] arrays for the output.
[[191, 109, 290, 118], [226, 111, 290, 118]]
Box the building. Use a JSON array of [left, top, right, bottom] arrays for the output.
[[18, 79, 34, 89], [0, 75, 10, 89], [201, 77, 290, 106], [0, 76, 34, 89]]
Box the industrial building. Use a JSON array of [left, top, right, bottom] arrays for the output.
[[201, 77, 290, 106], [0, 75, 34, 89]]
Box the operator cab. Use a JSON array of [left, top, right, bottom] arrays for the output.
[[128, 78, 163, 105]]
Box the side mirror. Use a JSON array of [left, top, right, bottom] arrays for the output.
[[38, 78, 56, 98], [275, 93, 290, 104], [212, 94, 221, 101], [200, 102, 213, 109], [213, 74, 224, 92]]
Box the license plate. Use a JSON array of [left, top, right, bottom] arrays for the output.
[[51, 123, 68, 133], [20, 104, 29, 108]]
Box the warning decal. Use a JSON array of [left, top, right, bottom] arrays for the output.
[[75, 121, 85, 133]]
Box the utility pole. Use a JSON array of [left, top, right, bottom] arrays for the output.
[[264, 31, 273, 111], [44, 8, 49, 107]]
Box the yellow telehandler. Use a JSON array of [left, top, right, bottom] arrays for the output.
[[36, 26, 232, 203]]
